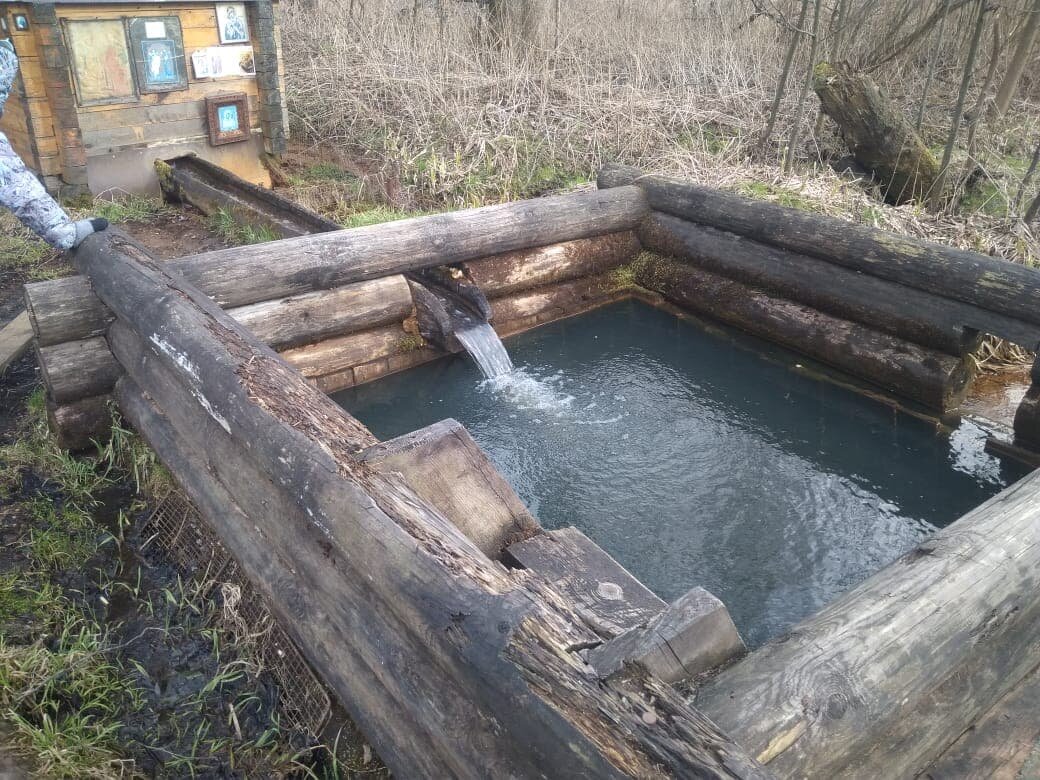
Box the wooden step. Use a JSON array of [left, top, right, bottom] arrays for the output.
[[506, 526, 666, 638]]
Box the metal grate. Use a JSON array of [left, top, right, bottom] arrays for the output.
[[140, 490, 331, 738]]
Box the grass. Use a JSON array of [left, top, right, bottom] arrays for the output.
[[208, 209, 280, 245], [338, 205, 428, 228], [87, 195, 172, 225], [0, 388, 368, 777]]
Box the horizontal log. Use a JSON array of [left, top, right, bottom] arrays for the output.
[[27, 186, 646, 346], [491, 272, 619, 327], [599, 165, 1040, 339], [24, 275, 110, 348], [464, 232, 640, 298], [640, 213, 1040, 356], [82, 230, 765, 778], [693, 467, 1040, 778], [46, 393, 111, 451], [636, 255, 973, 411], [229, 275, 414, 351], [175, 185, 646, 309], [37, 336, 122, 404], [280, 324, 408, 379]]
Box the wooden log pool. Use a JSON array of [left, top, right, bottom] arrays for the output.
[[22, 164, 1040, 777]]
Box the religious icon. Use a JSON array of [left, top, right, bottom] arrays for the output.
[[127, 17, 187, 93], [206, 93, 249, 145], [216, 4, 249, 44], [217, 104, 239, 133], [66, 19, 136, 105], [142, 40, 178, 85], [12, 15, 28, 31]]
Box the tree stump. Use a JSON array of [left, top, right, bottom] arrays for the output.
[[813, 62, 939, 205]]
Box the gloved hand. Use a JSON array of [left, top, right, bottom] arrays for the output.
[[73, 217, 110, 247]]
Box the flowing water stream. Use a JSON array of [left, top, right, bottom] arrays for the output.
[[335, 300, 1029, 646]]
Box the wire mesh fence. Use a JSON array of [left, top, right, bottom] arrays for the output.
[[139, 489, 331, 738]]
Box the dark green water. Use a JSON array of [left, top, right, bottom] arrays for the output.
[[334, 300, 1028, 647]]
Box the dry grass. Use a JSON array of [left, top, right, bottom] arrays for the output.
[[281, 0, 1039, 257]]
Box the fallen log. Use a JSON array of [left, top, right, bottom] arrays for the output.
[[635, 254, 973, 410], [24, 186, 646, 346], [82, 229, 767, 779], [693, 466, 1040, 778], [465, 232, 640, 297], [37, 336, 122, 404], [639, 212, 1040, 355], [813, 62, 939, 205], [598, 165, 1040, 339]]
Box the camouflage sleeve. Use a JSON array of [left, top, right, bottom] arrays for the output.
[[0, 131, 77, 249], [0, 39, 79, 249]]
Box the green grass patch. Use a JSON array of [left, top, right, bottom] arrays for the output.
[[88, 195, 172, 225], [959, 180, 1011, 218], [738, 182, 821, 212], [338, 205, 428, 228], [208, 209, 280, 245], [301, 162, 354, 183]]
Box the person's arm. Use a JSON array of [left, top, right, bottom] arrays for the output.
[[0, 39, 107, 249]]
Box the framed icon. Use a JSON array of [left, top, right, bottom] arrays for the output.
[[65, 19, 137, 105], [205, 92, 249, 145], [215, 3, 249, 44], [127, 17, 188, 93], [12, 14, 28, 31]]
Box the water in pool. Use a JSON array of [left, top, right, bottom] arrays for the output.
[[334, 300, 1028, 647]]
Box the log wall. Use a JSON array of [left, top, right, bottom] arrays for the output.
[[599, 164, 1040, 425], [26, 187, 645, 445]]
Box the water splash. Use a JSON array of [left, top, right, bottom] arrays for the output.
[[455, 322, 514, 379]]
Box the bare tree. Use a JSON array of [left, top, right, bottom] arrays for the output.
[[783, 0, 824, 173], [931, 0, 991, 208], [992, 0, 1040, 117], [758, 0, 811, 154], [916, 0, 954, 130]]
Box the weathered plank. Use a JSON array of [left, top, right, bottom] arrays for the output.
[[589, 587, 746, 684], [506, 527, 667, 639], [599, 165, 1040, 337], [464, 231, 639, 297], [692, 468, 1040, 778], [921, 662, 1040, 780], [635, 255, 974, 411], [83, 229, 767, 779], [640, 212, 1040, 355], [0, 311, 32, 375], [359, 419, 541, 558]]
